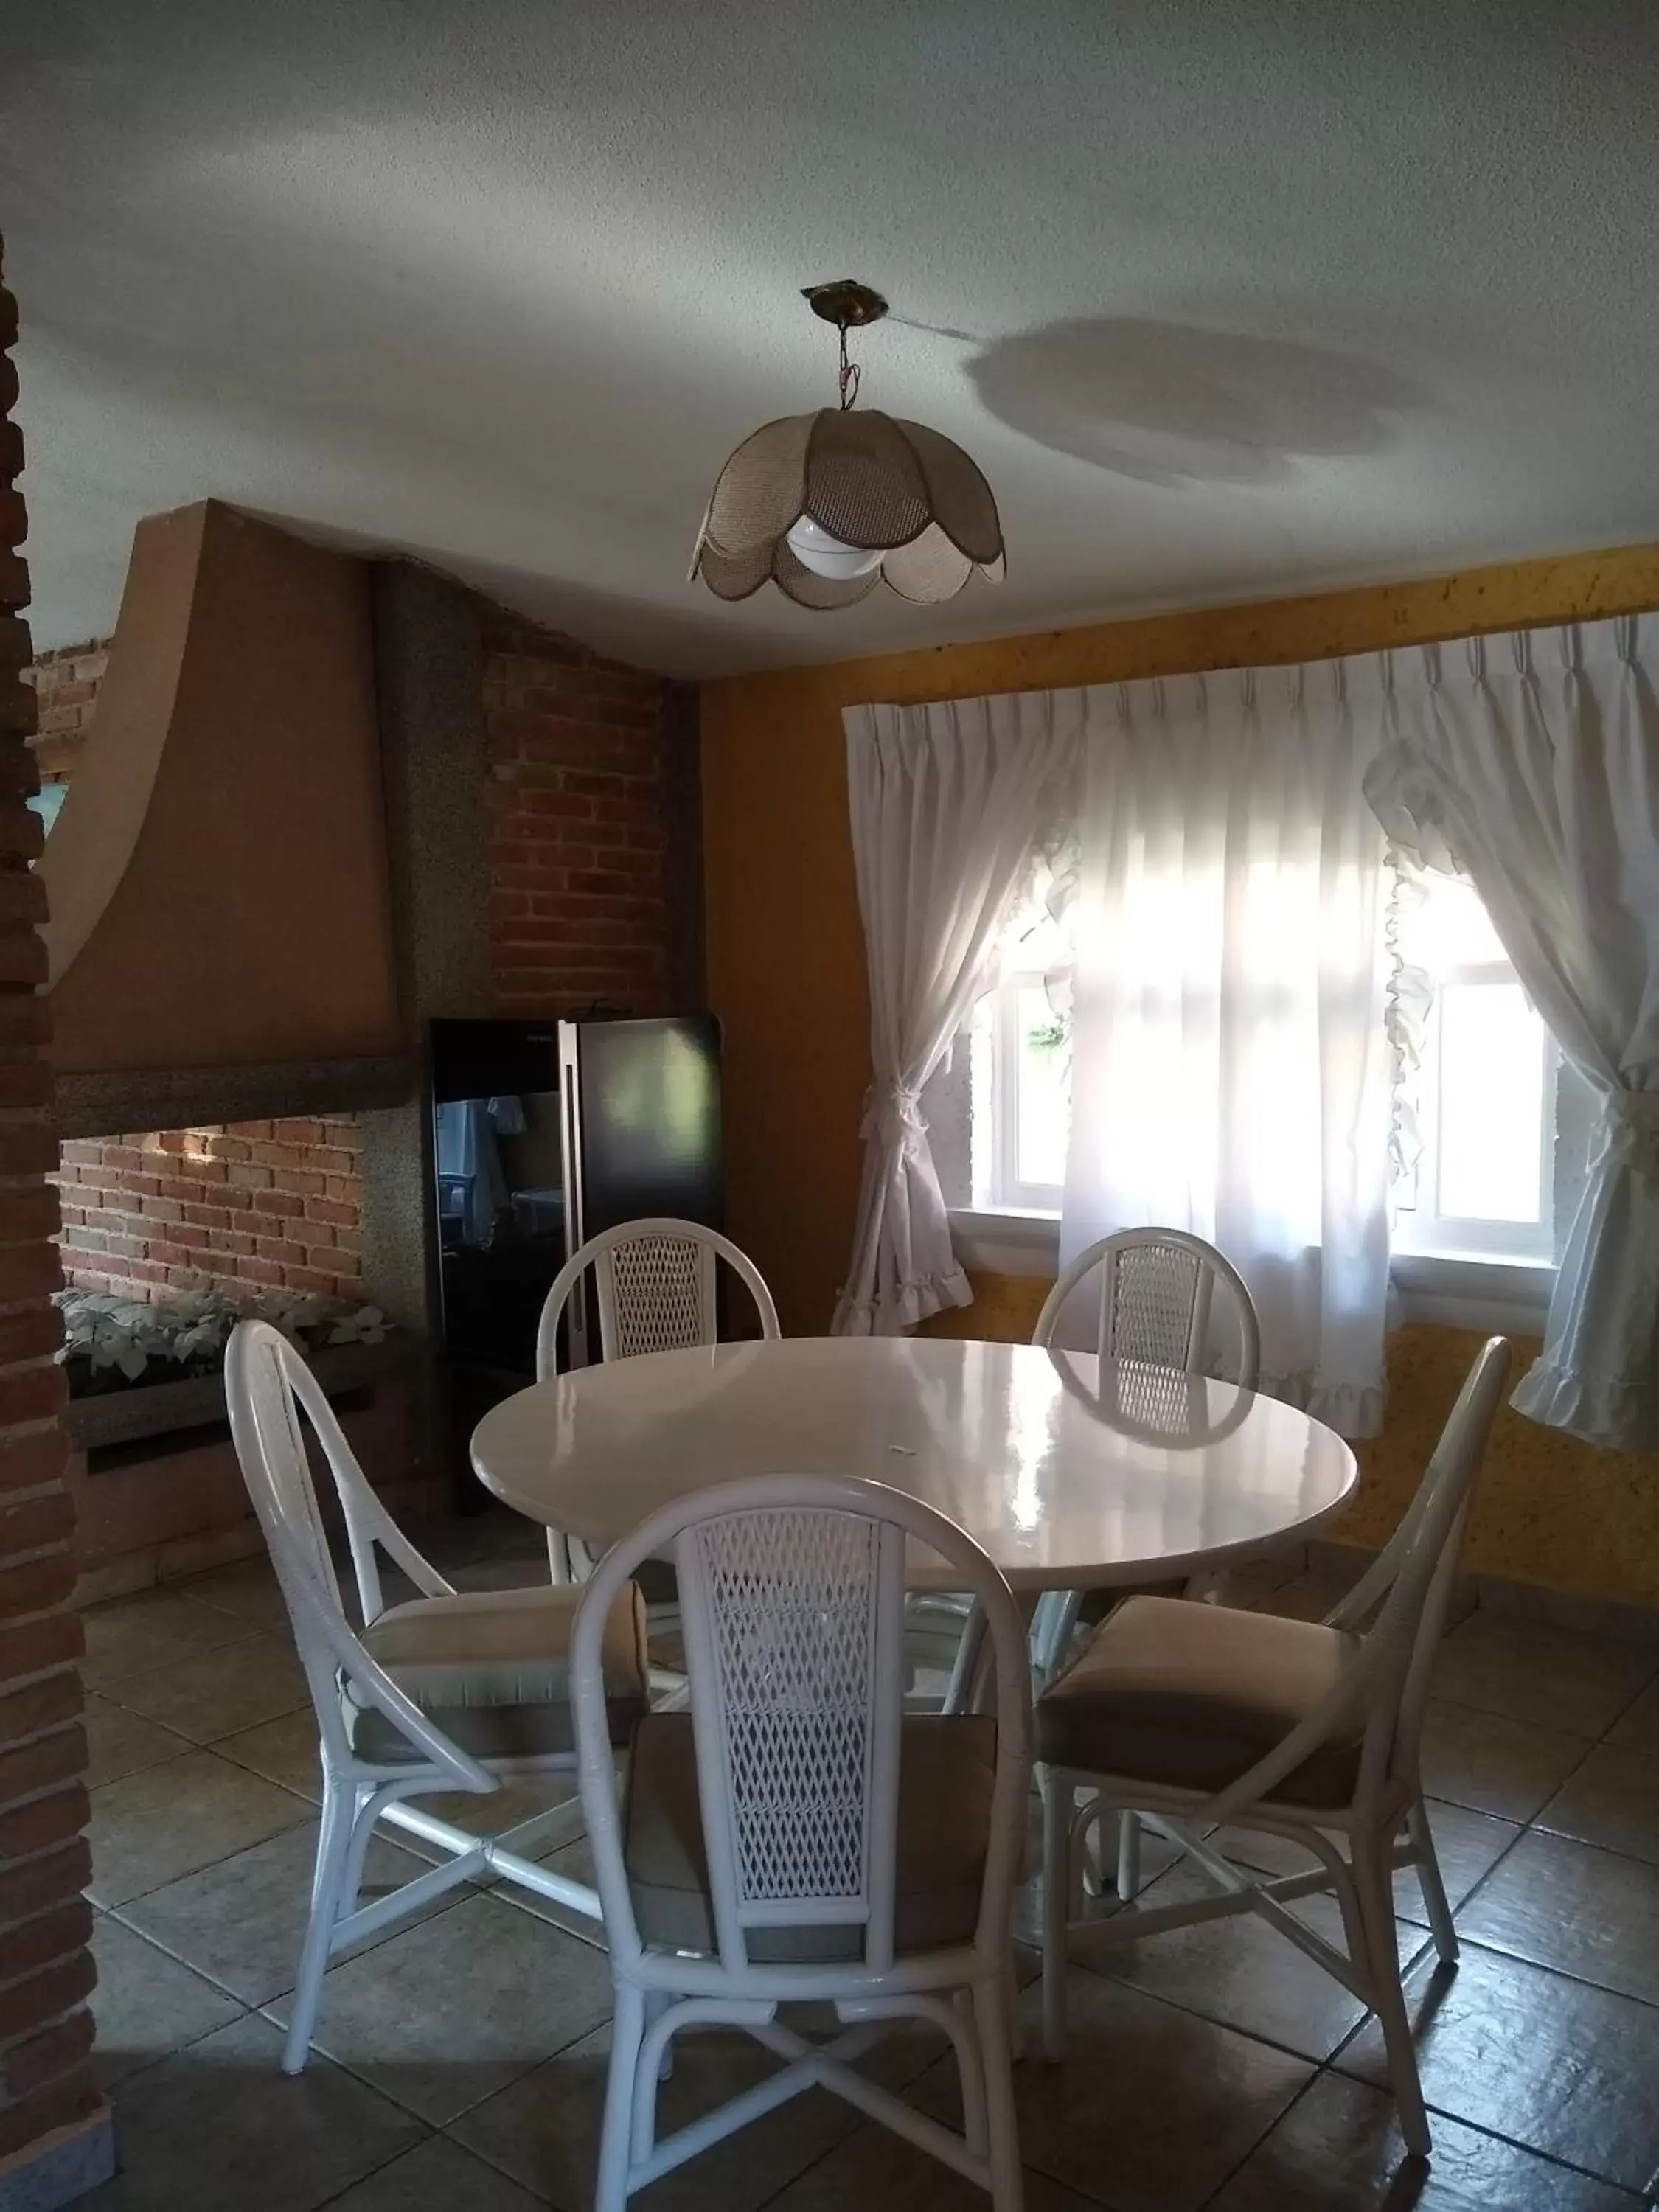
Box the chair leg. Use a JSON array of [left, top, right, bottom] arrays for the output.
[[972, 1974, 1024, 2212], [1408, 1792, 1459, 1964], [1040, 1770, 1069, 2062], [595, 1981, 647, 2212], [1116, 1811, 1143, 1902], [1352, 1829, 1432, 2159], [953, 1987, 989, 2159], [282, 1779, 353, 2073]]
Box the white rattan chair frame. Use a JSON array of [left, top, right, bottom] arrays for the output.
[[535, 1218, 782, 1584], [571, 1473, 1034, 2211], [226, 1320, 607, 2075], [1036, 1336, 1512, 2159], [1028, 1228, 1264, 1728]]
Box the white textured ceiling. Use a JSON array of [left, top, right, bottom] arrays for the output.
[[5, 1, 1659, 677]]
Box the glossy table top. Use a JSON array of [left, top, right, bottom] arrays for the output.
[[470, 1336, 1357, 1591]]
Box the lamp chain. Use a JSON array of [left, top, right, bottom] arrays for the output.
[[838, 318, 860, 411]]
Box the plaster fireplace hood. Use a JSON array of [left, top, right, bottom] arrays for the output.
[[38, 501, 413, 1137]]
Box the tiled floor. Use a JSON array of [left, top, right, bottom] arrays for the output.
[[77, 1526, 1659, 2210]]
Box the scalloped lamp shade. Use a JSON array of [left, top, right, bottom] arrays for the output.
[[690, 408, 1004, 608]]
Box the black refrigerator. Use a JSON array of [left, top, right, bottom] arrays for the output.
[[428, 1013, 724, 1382]]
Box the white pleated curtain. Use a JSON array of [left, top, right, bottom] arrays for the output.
[[834, 695, 1079, 1336], [1361, 615, 1659, 1450], [1060, 666, 1394, 1436]]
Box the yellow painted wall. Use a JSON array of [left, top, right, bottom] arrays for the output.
[[700, 541, 1659, 1607]]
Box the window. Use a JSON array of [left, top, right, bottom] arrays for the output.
[[942, 864, 1578, 1285], [964, 889, 1071, 1214], [1390, 872, 1559, 1264]]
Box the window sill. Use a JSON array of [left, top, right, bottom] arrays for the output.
[[947, 1208, 1555, 1334], [1389, 1251, 1554, 1335], [948, 1206, 1061, 1278]]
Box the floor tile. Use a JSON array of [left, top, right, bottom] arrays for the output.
[[80, 1588, 258, 1693], [1209, 2066, 1643, 2210], [215, 1708, 324, 1801], [91, 1916, 243, 2088], [1207, 1797, 1520, 1927], [82, 2011, 423, 2212], [1604, 1677, 1659, 1753], [914, 1970, 1312, 2212], [88, 1750, 312, 1907], [106, 1631, 310, 1745], [1069, 1860, 1425, 2062], [1336, 1943, 1659, 2194], [268, 1891, 613, 2126], [119, 1818, 450, 2006], [764, 2113, 1105, 2210], [171, 1556, 294, 1633], [83, 1694, 193, 1791], [322, 2133, 549, 2210], [1391, 1798, 1523, 1926], [1540, 1745, 1659, 1870], [1249, 1566, 1362, 1622], [1419, 1698, 1591, 1821], [488, 1834, 605, 1949], [1433, 1616, 1659, 1739], [1457, 1831, 1659, 2007], [453, 2011, 939, 2212]]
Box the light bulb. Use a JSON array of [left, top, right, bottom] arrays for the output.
[[785, 514, 884, 580]]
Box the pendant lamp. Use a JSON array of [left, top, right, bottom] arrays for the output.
[[690, 281, 1004, 609]]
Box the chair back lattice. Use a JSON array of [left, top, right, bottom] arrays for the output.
[[687, 1506, 888, 1916], [1107, 1239, 1206, 1368], [569, 1473, 1032, 1983], [601, 1231, 712, 1360], [1033, 1227, 1261, 1391], [535, 1217, 781, 1382]]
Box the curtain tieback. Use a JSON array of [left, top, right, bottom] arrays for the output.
[[860, 1083, 927, 1158], [1602, 1088, 1659, 1179]]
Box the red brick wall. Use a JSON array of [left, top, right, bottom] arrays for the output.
[[0, 233, 104, 2176], [23, 642, 107, 793], [483, 616, 687, 1015], [56, 1120, 364, 1304]]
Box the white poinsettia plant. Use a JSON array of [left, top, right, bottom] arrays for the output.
[[56, 1285, 391, 1392]]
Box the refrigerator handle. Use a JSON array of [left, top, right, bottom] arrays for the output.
[[557, 1021, 591, 1369]]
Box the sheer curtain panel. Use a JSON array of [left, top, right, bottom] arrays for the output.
[[1059, 667, 1393, 1435], [1363, 615, 1659, 1450], [835, 693, 1079, 1335]]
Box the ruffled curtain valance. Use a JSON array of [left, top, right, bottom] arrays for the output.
[[1360, 614, 1659, 1450]]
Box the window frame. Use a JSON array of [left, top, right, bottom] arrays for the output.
[[982, 967, 1067, 1215], [1390, 955, 1559, 1267]]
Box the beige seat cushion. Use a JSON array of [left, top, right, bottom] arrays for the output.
[[1077, 1576, 1189, 1628], [1037, 1595, 1363, 1809], [346, 1580, 648, 1764], [623, 1711, 998, 1962]]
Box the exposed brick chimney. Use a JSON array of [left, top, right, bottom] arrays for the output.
[[0, 238, 111, 2202]]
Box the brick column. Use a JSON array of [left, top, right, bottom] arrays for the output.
[[0, 239, 112, 2203]]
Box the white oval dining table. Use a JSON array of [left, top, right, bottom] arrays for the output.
[[469, 1335, 1358, 1590]]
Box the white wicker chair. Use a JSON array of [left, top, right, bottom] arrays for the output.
[[536, 1216, 780, 1378], [535, 1218, 781, 1587], [1037, 1337, 1511, 2158], [225, 1318, 647, 2073], [1028, 1228, 1261, 1683], [1032, 1226, 1261, 1385], [571, 1473, 1034, 2211]]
